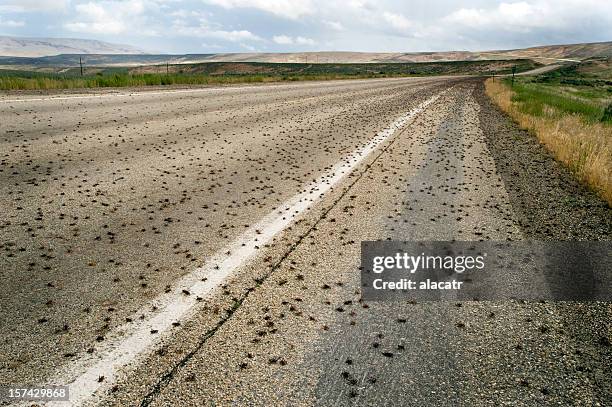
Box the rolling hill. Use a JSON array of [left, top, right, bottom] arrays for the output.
[[0, 36, 144, 57], [0, 36, 610, 67]]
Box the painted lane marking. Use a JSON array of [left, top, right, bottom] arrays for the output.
[[48, 91, 444, 406]]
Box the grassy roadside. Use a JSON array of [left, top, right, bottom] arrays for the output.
[[485, 75, 611, 205], [0, 72, 395, 90]]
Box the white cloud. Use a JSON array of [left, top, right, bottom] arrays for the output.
[[382, 12, 414, 31], [173, 19, 262, 42], [272, 35, 293, 44], [273, 35, 316, 45], [203, 0, 314, 19], [170, 9, 206, 19], [0, 0, 68, 13], [207, 30, 262, 42], [0, 18, 25, 27], [3, 0, 612, 53], [64, 1, 148, 35], [240, 42, 258, 51], [296, 36, 316, 45], [442, 0, 611, 33], [444, 2, 546, 29], [323, 20, 344, 31], [65, 1, 264, 43], [201, 42, 223, 49]]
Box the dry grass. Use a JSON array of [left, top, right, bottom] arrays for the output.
[[485, 78, 611, 205], [0, 73, 357, 90]]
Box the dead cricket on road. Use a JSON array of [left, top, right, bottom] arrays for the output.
[[1, 4, 611, 407]]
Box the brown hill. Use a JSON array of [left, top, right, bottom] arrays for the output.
[[0, 38, 609, 66], [202, 42, 612, 65]]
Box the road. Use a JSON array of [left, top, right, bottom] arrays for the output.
[[1, 77, 610, 406]]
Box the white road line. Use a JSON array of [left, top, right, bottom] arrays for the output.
[[0, 77, 420, 104], [47, 90, 444, 406]]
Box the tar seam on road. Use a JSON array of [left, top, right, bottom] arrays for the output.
[[137, 91, 446, 407], [45, 89, 447, 407]]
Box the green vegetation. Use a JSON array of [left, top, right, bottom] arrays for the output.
[[486, 57, 611, 204], [132, 59, 539, 76], [0, 59, 540, 90], [0, 72, 276, 90], [508, 80, 610, 123], [533, 57, 612, 84], [506, 57, 612, 124], [603, 103, 612, 123]]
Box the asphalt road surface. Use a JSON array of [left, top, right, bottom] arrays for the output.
[[1, 77, 610, 406]]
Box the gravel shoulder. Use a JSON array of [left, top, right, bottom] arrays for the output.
[[474, 80, 611, 239]]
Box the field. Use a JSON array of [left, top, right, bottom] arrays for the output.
[[485, 57, 611, 204], [0, 59, 539, 90]]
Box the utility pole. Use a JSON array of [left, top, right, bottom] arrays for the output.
[[166, 62, 169, 75], [511, 65, 516, 87], [79, 56, 83, 76]]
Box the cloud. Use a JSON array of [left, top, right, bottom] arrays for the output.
[[272, 35, 293, 44], [4, 0, 612, 53], [64, 1, 148, 35], [382, 12, 414, 31], [295, 36, 316, 45], [444, 2, 548, 30], [170, 9, 208, 19], [0, 18, 25, 27], [240, 42, 258, 51], [0, 0, 68, 13], [64, 0, 264, 44], [201, 42, 223, 49], [442, 0, 611, 33], [203, 0, 314, 19], [273, 35, 316, 45], [206, 30, 262, 42], [172, 19, 262, 42], [323, 20, 344, 31]]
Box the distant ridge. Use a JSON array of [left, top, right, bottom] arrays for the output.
[[0, 36, 609, 65], [0, 36, 145, 57], [198, 42, 611, 64]]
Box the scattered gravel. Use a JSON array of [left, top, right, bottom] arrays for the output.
[[474, 81, 611, 240]]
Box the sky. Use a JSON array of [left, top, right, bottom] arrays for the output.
[[0, 0, 610, 54]]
